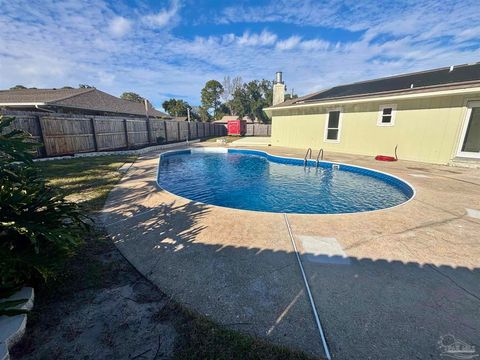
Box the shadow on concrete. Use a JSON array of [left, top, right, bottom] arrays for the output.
[[102, 184, 480, 359]]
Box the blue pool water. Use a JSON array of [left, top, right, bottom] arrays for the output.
[[157, 149, 413, 214]]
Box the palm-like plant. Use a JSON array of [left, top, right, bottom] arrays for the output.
[[0, 116, 90, 288]]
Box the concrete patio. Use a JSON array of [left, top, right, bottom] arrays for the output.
[[230, 136, 272, 146], [101, 143, 480, 359]]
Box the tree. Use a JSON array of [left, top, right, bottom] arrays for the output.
[[285, 93, 298, 101], [201, 80, 223, 119], [230, 79, 273, 123], [120, 92, 144, 103], [78, 84, 94, 89], [189, 106, 202, 121], [196, 106, 211, 122], [162, 98, 192, 117], [10, 85, 27, 90], [215, 103, 231, 120], [221, 76, 242, 114], [230, 86, 250, 119], [253, 79, 273, 123]]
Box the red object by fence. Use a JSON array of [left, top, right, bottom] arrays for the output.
[[227, 120, 246, 136], [375, 155, 397, 161]]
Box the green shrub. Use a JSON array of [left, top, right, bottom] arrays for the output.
[[0, 116, 90, 289]]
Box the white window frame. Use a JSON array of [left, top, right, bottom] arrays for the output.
[[456, 101, 480, 159], [323, 107, 343, 143], [377, 104, 397, 126]]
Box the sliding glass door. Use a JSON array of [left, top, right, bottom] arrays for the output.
[[458, 102, 480, 158]]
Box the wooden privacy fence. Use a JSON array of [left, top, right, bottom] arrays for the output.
[[4, 112, 227, 157], [245, 123, 271, 136], [215, 123, 271, 136]]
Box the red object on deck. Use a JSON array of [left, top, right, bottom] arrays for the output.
[[227, 119, 246, 136], [375, 155, 397, 161]]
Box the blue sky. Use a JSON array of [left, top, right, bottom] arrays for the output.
[[1, 0, 480, 110]]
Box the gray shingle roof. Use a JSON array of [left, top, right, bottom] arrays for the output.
[[0, 88, 92, 103], [0, 88, 168, 117]]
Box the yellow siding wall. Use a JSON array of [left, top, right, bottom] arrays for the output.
[[270, 93, 480, 164]]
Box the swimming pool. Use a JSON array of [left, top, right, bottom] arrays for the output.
[[157, 148, 414, 214]]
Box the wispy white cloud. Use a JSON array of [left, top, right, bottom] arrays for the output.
[[219, 0, 340, 27], [455, 26, 480, 42], [109, 16, 132, 37], [299, 39, 331, 51], [143, 0, 181, 28], [276, 36, 302, 50], [237, 30, 277, 46], [0, 0, 479, 109]]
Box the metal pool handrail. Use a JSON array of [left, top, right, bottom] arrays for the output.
[[316, 149, 324, 167], [304, 148, 312, 167]]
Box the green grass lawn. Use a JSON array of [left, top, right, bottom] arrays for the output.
[[36, 155, 136, 212], [23, 155, 315, 360]]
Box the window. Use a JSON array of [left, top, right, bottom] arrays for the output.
[[324, 109, 342, 142], [459, 104, 480, 156], [377, 105, 396, 126]]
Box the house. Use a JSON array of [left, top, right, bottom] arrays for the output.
[[0, 88, 169, 118], [264, 64, 480, 165]]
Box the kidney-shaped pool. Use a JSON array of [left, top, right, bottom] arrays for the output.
[[157, 148, 414, 214]]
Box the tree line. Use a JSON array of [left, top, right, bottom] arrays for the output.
[[163, 76, 296, 123], [118, 77, 279, 123], [163, 76, 291, 123]]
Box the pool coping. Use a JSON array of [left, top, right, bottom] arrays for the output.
[[156, 147, 416, 216]]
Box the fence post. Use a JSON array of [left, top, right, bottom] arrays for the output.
[[163, 121, 168, 143], [123, 119, 129, 148], [252, 124, 255, 137], [177, 122, 181, 142], [36, 115, 48, 157], [90, 117, 99, 152], [146, 117, 153, 144]]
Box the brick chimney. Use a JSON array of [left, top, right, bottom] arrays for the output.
[[272, 71, 285, 106]]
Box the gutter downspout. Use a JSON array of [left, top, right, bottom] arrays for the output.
[[34, 105, 55, 113]]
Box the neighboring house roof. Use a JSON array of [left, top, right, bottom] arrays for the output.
[[269, 62, 480, 108], [0, 88, 169, 117], [214, 115, 256, 123], [172, 116, 188, 121]]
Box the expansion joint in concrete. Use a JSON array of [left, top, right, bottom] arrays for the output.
[[283, 213, 332, 360]]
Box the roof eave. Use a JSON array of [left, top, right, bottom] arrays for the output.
[[265, 82, 480, 111], [0, 102, 47, 106]]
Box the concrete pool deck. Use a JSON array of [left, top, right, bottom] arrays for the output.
[[101, 143, 480, 359], [230, 136, 272, 146]]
